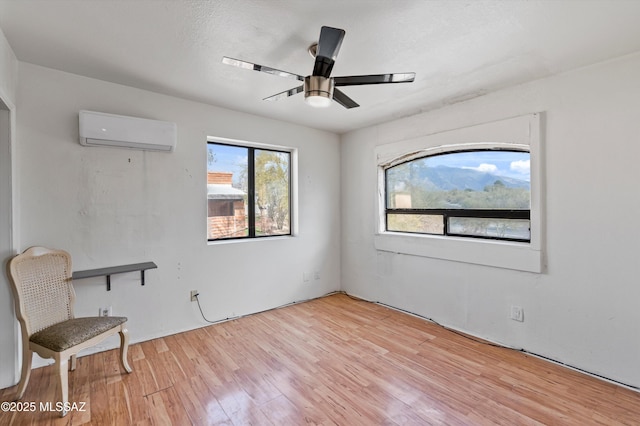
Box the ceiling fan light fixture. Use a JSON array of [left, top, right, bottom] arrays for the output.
[[223, 26, 415, 109], [305, 94, 332, 108], [304, 75, 334, 108]]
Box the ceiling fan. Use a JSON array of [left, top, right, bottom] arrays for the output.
[[222, 26, 416, 109]]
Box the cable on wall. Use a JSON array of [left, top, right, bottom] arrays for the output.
[[193, 289, 640, 392], [193, 290, 344, 325], [351, 294, 640, 393]]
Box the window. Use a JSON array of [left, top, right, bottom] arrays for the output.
[[207, 141, 291, 241], [385, 150, 530, 242], [374, 113, 543, 273]]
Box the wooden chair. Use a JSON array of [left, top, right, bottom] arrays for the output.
[[6, 246, 132, 417]]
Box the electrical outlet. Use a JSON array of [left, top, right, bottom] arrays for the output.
[[303, 272, 311, 283], [510, 305, 524, 322], [99, 306, 112, 317], [314, 271, 320, 280], [190, 290, 199, 302]]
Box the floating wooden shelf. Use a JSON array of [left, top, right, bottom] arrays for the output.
[[72, 261, 157, 291]]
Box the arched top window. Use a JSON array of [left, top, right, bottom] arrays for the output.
[[374, 113, 542, 272], [385, 149, 530, 242]]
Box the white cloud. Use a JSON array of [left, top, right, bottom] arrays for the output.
[[464, 163, 498, 173], [510, 159, 530, 174]]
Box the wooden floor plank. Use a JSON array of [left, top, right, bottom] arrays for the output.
[[2, 294, 639, 425], [121, 362, 151, 425], [173, 375, 231, 426]]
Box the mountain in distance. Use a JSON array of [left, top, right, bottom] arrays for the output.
[[416, 165, 530, 191]]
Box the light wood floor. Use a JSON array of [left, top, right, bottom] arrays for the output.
[[1, 293, 639, 425]]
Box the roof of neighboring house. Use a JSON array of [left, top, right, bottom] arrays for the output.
[[207, 184, 245, 200]]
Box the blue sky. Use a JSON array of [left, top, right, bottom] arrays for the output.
[[207, 143, 247, 185], [427, 151, 530, 181], [208, 144, 530, 184]]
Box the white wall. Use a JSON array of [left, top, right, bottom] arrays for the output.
[[0, 27, 16, 102], [341, 52, 640, 388], [0, 26, 18, 389], [11, 62, 340, 370]]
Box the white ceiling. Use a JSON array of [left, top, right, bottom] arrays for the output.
[[1, 0, 640, 134]]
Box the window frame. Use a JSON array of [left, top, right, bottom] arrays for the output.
[[207, 137, 297, 243], [375, 113, 543, 273], [384, 148, 531, 243]]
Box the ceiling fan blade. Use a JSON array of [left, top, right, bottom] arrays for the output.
[[316, 26, 345, 60], [332, 89, 359, 109], [312, 26, 345, 78], [263, 85, 304, 102], [222, 57, 303, 81], [334, 72, 416, 86]]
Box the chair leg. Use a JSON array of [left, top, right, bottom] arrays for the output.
[[70, 354, 77, 371], [119, 327, 132, 373], [14, 346, 33, 400], [57, 357, 69, 417]]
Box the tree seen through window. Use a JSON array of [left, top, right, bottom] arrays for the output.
[[207, 142, 291, 241], [385, 150, 531, 241]]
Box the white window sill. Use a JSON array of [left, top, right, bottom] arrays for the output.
[[207, 235, 295, 246], [374, 232, 541, 273]]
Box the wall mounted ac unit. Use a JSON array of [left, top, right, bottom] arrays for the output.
[[79, 110, 177, 152]]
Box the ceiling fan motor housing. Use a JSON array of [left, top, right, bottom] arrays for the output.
[[305, 75, 334, 99]]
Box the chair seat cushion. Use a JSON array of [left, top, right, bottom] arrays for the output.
[[30, 316, 128, 352]]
